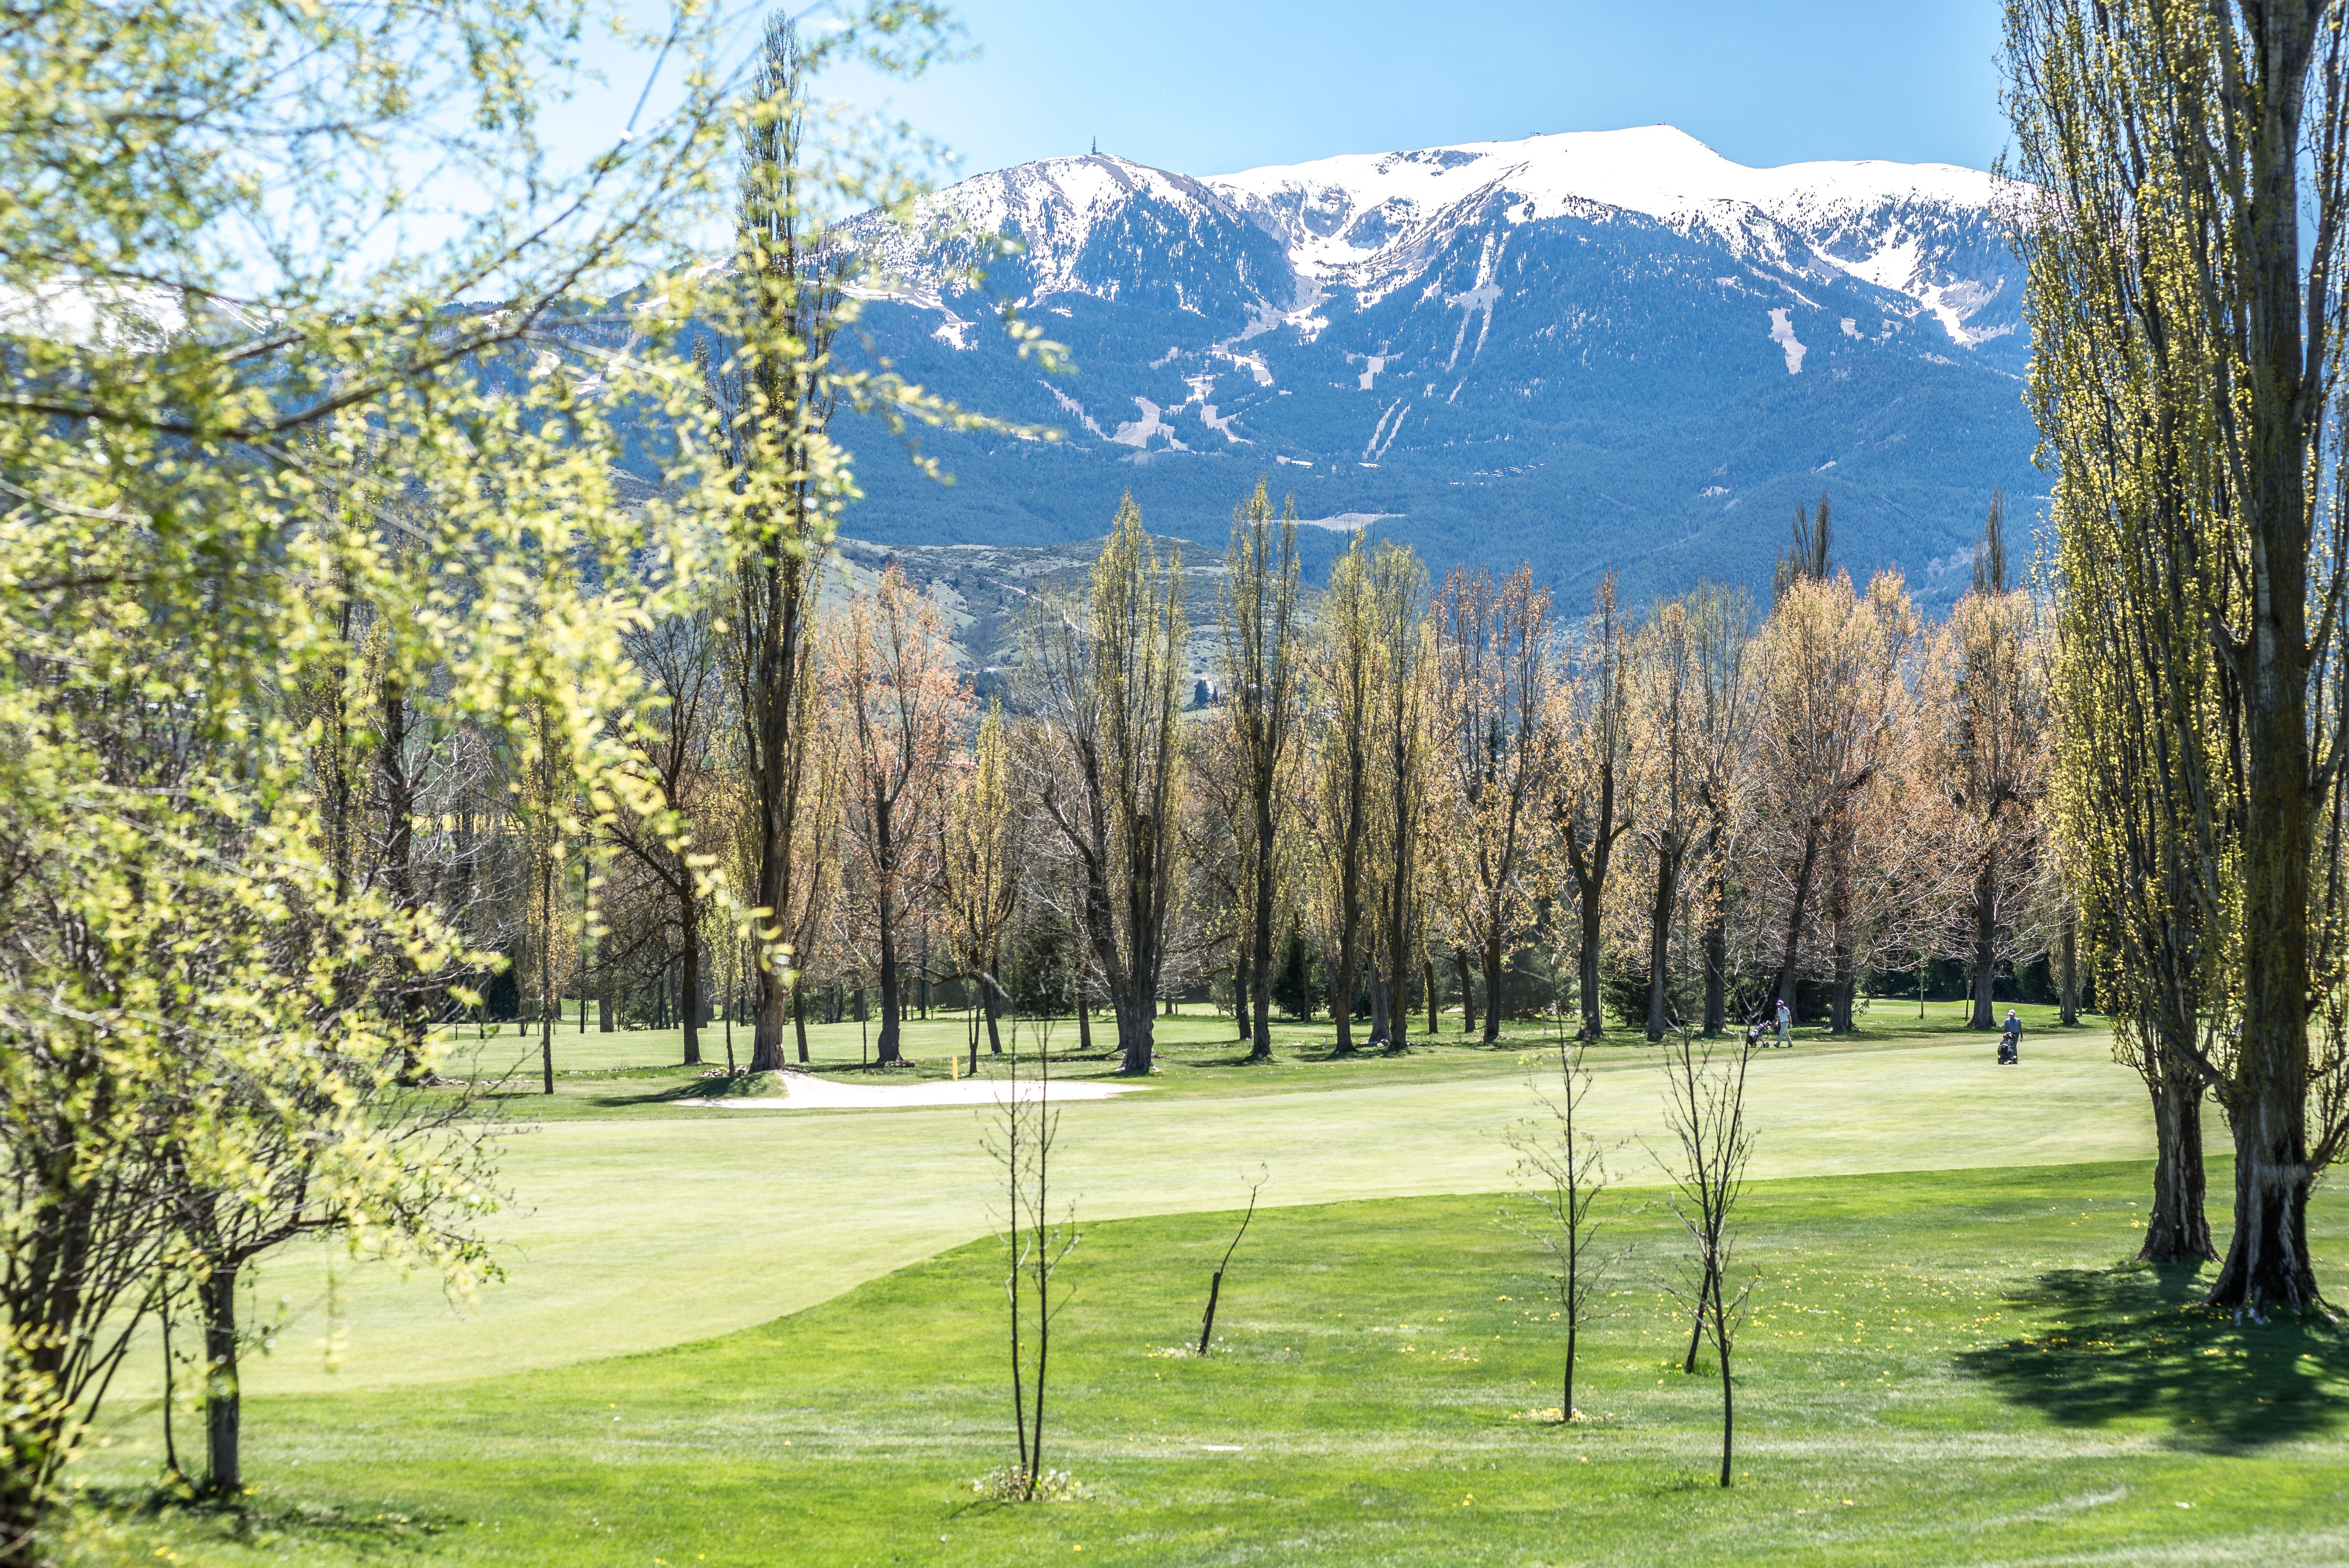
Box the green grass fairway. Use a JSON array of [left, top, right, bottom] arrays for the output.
[[72, 1163, 2347, 1567], [243, 1007, 2149, 1392]]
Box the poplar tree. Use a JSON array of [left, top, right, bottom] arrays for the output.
[[831, 564, 969, 1066], [1302, 535, 1381, 1052], [1554, 575, 1635, 1041], [1366, 543, 1434, 1048], [1920, 497, 2052, 1031], [711, 15, 845, 1075], [942, 702, 1021, 1058], [1217, 481, 1303, 1060], [1022, 497, 1187, 1074], [1430, 567, 1557, 1041], [2008, 0, 2349, 1308]]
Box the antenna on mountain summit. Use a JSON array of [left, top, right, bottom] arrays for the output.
[[1091, 136, 1098, 155]]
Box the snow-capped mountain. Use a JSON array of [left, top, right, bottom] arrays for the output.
[[833, 126, 2039, 606]]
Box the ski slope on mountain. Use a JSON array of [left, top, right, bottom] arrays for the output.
[[832, 126, 2040, 606]]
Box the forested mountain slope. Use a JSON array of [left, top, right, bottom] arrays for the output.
[[830, 125, 2039, 609]]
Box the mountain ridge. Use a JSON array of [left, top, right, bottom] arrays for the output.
[[829, 125, 2042, 609]]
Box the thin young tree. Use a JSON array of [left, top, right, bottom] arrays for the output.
[[1217, 480, 1303, 1060], [1655, 1027, 1757, 1487], [1195, 1168, 1267, 1355], [830, 564, 969, 1067], [1508, 1005, 1618, 1422], [984, 1011, 1078, 1500]]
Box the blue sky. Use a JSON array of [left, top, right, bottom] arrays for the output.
[[815, 0, 2011, 179]]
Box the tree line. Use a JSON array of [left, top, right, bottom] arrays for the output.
[[559, 483, 2067, 1091]]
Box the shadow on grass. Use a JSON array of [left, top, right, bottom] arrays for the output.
[[1954, 1261, 2349, 1451], [89, 1485, 465, 1556]]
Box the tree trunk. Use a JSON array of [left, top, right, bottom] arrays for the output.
[[1368, 968, 1392, 1044], [1702, 884, 1727, 1037], [1235, 947, 1251, 1042], [597, 976, 614, 1033], [1577, 880, 1605, 1042], [1113, 990, 1153, 1074], [1482, 930, 1505, 1044], [1699, 824, 1727, 1036], [1968, 852, 1997, 1030], [1077, 982, 1093, 1054], [1332, 935, 1359, 1054], [679, 882, 702, 1067], [1424, 954, 1439, 1037], [2058, 906, 2081, 1026], [1644, 841, 1681, 1042], [753, 957, 791, 1074], [792, 975, 810, 1065], [1249, 793, 1277, 1061], [201, 1263, 240, 1499], [1716, 1325, 1734, 1489], [378, 681, 423, 1081], [1773, 823, 1821, 1011], [1827, 829, 1857, 1034], [2142, 1054, 2216, 1264], [984, 975, 1004, 1055], [875, 876, 903, 1066], [1563, 1313, 1577, 1422], [1456, 948, 1477, 1038]]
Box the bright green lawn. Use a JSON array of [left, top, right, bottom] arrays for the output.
[[233, 1006, 2140, 1392], [67, 1163, 2348, 1567], [53, 1004, 2344, 1566]]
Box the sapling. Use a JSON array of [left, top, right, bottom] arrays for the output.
[[1507, 1004, 1620, 1421], [983, 1009, 1077, 1501], [1653, 1025, 1756, 1487], [1196, 1167, 1267, 1355]]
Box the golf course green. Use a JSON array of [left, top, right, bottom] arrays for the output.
[[59, 1004, 2349, 1566]]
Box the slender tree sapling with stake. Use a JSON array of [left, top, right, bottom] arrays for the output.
[[1654, 1025, 1757, 1486], [1507, 1002, 1620, 1421], [1196, 1167, 1268, 1355]]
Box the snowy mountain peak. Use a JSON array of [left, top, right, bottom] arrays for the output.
[[1203, 126, 2016, 336], [857, 127, 2021, 354]]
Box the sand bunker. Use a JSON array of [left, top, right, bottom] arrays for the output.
[[674, 1070, 1150, 1112]]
